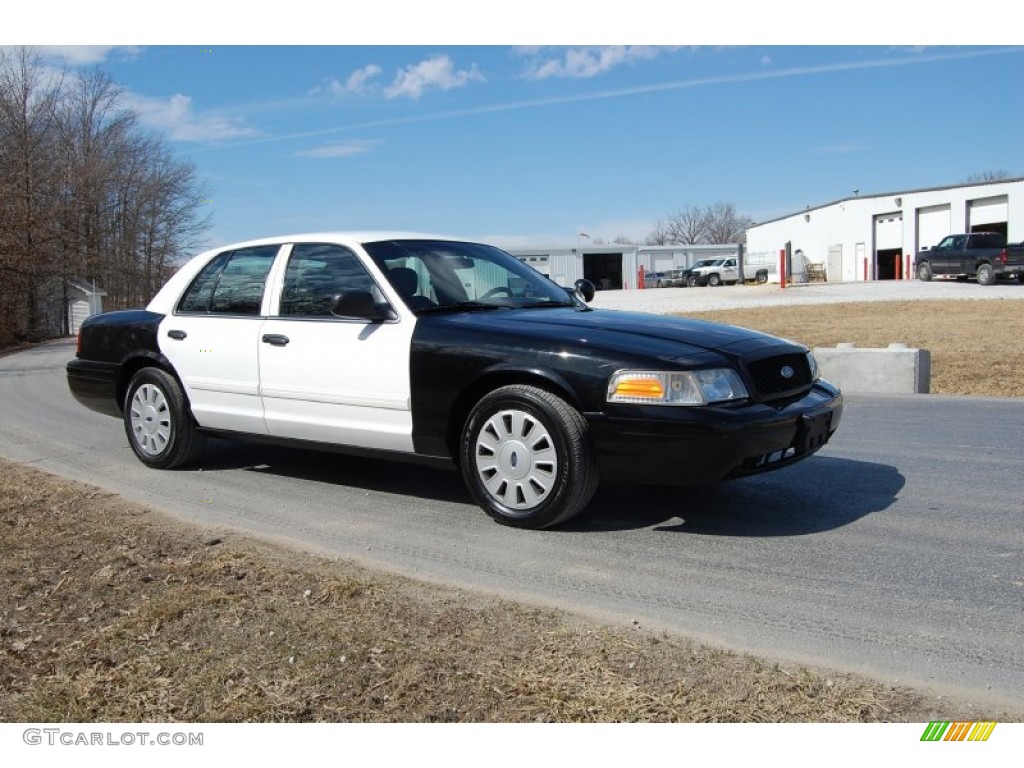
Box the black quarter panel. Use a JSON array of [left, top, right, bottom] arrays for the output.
[[77, 310, 165, 363], [67, 310, 169, 416]]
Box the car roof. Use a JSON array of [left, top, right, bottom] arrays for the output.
[[202, 231, 464, 253]]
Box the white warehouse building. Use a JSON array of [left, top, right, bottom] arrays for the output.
[[506, 242, 739, 290], [745, 177, 1024, 283]]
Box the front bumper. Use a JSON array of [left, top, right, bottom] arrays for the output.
[[586, 381, 843, 484]]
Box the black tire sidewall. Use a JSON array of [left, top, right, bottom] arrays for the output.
[[460, 386, 588, 528], [123, 368, 188, 468]]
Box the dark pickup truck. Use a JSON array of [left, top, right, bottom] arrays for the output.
[[915, 232, 1024, 285]]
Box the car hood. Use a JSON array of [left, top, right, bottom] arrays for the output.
[[430, 307, 803, 362]]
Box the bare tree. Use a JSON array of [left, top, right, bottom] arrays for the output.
[[965, 170, 1011, 183], [0, 47, 210, 346], [647, 202, 752, 246], [703, 202, 752, 245], [0, 47, 63, 342], [649, 205, 708, 245]]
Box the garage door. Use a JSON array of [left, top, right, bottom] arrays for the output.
[[968, 195, 1008, 228], [874, 212, 903, 250], [916, 204, 951, 252]]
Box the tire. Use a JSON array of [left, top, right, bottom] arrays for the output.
[[976, 263, 997, 286], [686, 276, 698, 287], [460, 385, 598, 529], [916, 261, 933, 282], [123, 367, 205, 469], [708, 273, 722, 287], [755, 271, 768, 284]]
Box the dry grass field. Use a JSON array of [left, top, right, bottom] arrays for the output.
[[2, 299, 1022, 723], [684, 300, 1024, 398], [2, 460, 1007, 724]]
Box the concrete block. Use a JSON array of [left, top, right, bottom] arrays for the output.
[[812, 343, 931, 394]]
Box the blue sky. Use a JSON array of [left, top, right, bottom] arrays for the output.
[[13, 8, 1024, 250]]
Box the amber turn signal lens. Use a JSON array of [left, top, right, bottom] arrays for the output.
[[613, 377, 665, 399]]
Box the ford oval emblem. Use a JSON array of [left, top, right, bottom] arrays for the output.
[[780, 365, 795, 379]]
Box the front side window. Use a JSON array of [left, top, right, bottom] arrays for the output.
[[178, 246, 278, 315], [363, 240, 573, 312], [279, 243, 378, 317]]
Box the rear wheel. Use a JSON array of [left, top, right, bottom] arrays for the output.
[[976, 263, 997, 286], [461, 385, 598, 529], [755, 270, 768, 284], [916, 261, 933, 282], [124, 367, 205, 468]]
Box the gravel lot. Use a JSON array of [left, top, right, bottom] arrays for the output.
[[590, 278, 1024, 314]]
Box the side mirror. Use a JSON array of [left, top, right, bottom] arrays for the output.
[[573, 278, 596, 303], [331, 292, 397, 322]]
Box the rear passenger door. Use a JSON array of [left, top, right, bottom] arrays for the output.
[[158, 245, 279, 433], [257, 242, 416, 453]]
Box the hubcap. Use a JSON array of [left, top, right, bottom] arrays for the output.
[[130, 383, 171, 455], [474, 408, 557, 510]]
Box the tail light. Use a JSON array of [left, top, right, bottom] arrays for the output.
[[998, 248, 1008, 264]]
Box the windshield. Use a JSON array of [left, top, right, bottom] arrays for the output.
[[363, 239, 574, 313]]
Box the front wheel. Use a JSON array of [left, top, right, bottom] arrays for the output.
[[124, 367, 205, 469], [707, 274, 722, 287], [686, 276, 699, 287], [460, 385, 598, 529], [916, 261, 933, 282]]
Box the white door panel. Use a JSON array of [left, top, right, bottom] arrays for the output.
[[158, 315, 268, 433], [258, 317, 415, 452]]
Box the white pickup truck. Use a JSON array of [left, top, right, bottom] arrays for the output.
[[688, 258, 768, 287]]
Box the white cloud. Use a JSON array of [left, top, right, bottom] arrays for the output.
[[124, 92, 256, 143], [39, 46, 141, 65], [522, 46, 674, 79], [318, 64, 383, 96], [293, 139, 380, 158], [384, 54, 483, 99]]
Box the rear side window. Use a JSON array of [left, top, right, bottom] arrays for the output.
[[178, 246, 279, 315], [279, 243, 377, 317]]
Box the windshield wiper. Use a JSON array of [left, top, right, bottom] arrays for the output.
[[415, 301, 506, 314], [518, 300, 575, 308]]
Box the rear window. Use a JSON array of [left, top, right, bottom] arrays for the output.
[[970, 233, 1007, 249]]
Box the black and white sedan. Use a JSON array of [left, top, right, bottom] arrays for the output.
[[67, 232, 842, 529]]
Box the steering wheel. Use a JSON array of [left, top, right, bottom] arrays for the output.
[[479, 286, 512, 299]]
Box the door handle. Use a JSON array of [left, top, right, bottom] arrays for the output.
[[261, 334, 290, 346], [167, 330, 187, 340]]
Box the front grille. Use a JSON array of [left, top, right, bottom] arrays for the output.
[[746, 353, 812, 399]]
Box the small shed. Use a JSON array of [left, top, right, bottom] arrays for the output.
[[66, 279, 107, 335]]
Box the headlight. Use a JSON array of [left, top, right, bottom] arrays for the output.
[[607, 369, 749, 406], [805, 351, 820, 381]]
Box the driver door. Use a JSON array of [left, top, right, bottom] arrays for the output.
[[257, 242, 416, 453]]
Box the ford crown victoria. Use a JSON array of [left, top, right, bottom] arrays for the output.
[[67, 233, 842, 529]]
